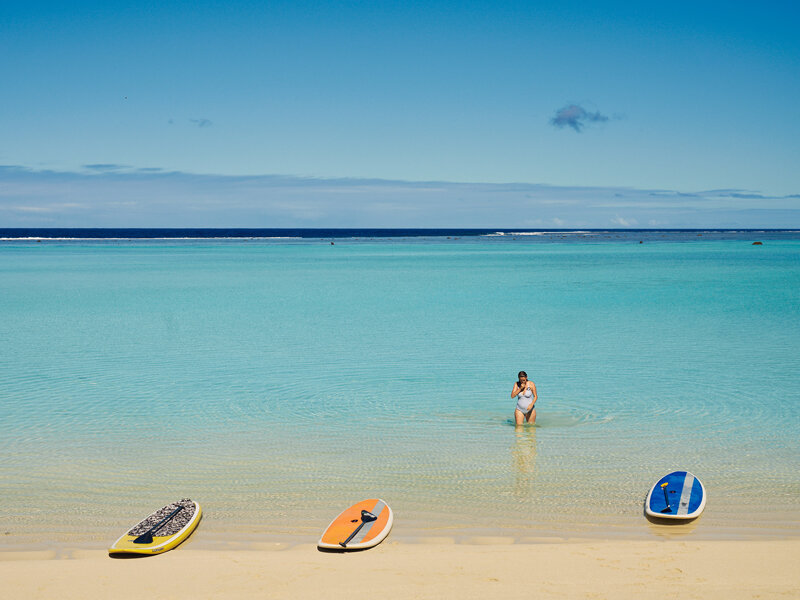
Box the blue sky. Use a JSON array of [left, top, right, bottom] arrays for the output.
[[2, 1, 799, 227]]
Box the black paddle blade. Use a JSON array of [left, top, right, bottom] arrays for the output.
[[361, 510, 378, 523], [134, 531, 154, 545], [660, 506, 673, 514]]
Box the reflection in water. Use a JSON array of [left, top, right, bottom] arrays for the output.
[[645, 514, 701, 538], [511, 427, 537, 501]]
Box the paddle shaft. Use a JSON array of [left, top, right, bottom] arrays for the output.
[[339, 510, 377, 548], [340, 521, 367, 547], [661, 483, 671, 509], [133, 506, 184, 544]]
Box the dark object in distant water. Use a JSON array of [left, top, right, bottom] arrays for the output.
[[331, 241, 335, 245], [752, 241, 763, 245], [639, 241, 643, 244]]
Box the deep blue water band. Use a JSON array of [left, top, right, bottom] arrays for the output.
[[2, 228, 799, 240]]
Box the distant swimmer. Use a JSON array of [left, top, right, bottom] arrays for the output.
[[512, 371, 538, 425]]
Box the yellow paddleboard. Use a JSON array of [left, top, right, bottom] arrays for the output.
[[318, 498, 393, 550], [109, 498, 201, 556]]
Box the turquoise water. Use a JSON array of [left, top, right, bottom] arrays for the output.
[[1, 236, 799, 544]]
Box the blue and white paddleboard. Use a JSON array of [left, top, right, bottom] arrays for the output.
[[645, 470, 706, 520]]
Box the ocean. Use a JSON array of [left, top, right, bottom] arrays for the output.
[[1, 230, 799, 547]]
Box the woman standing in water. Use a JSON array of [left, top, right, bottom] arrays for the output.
[[512, 371, 538, 425]]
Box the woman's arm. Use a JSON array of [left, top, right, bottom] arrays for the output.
[[528, 382, 538, 409], [511, 382, 521, 398]]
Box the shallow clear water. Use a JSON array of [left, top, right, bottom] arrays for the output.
[[1, 234, 799, 544]]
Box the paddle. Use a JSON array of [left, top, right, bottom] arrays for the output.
[[133, 505, 184, 544], [339, 509, 378, 548], [660, 482, 672, 513]]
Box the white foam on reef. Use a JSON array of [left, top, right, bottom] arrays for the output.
[[484, 231, 595, 236]]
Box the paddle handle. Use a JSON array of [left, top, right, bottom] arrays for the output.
[[661, 482, 671, 509]]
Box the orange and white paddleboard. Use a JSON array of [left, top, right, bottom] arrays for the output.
[[318, 498, 393, 550]]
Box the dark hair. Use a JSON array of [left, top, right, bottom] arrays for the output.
[[518, 371, 528, 379]]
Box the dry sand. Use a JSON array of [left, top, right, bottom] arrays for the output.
[[2, 539, 799, 599]]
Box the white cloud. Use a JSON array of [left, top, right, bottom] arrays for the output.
[[611, 216, 638, 227]]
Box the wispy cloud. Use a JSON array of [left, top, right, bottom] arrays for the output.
[[1, 165, 798, 228], [8, 205, 53, 213], [714, 191, 770, 200], [83, 163, 129, 172], [550, 104, 609, 132], [189, 118, 213, 128], [698, 189, 800, 201]]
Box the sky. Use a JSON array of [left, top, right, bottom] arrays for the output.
[[1, 0, 799, 228]]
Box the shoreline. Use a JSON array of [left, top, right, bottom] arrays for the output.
[[4, 513, 800, 556], [2, 540, 798, 599]]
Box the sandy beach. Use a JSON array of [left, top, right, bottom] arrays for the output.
[[2, 539, 799, 599]]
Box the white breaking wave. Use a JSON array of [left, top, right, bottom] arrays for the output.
[[483, 230, 596, 236]]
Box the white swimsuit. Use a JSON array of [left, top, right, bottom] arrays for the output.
[[516, 387, 534, 413]]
